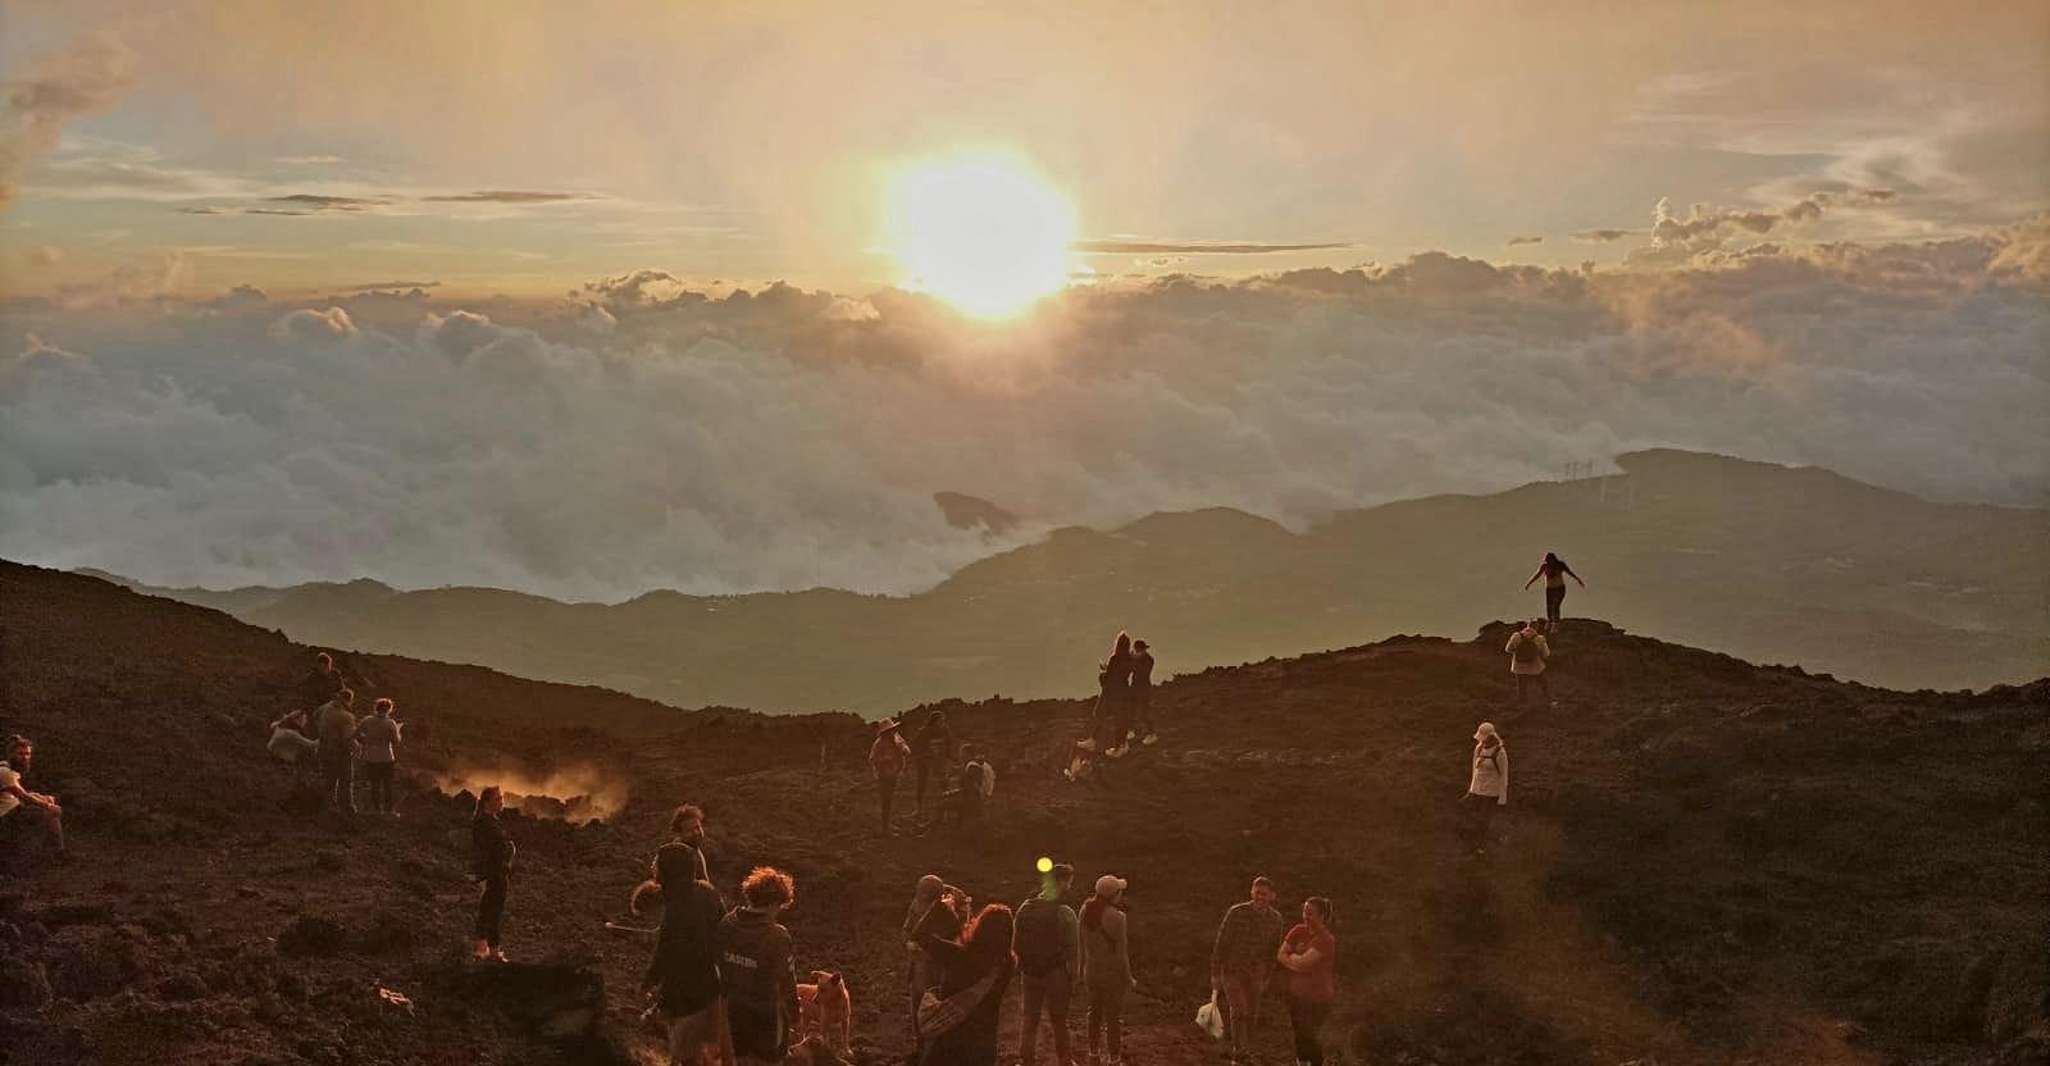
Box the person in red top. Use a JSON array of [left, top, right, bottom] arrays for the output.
[[1276, 896, 1337, 1066]]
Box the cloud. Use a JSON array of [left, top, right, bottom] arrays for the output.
[[276, 155, 343, 165], [337, 280, 442, 292], [264, 194, 385, 212], [208, 284, 269, 310], [269, 306, 358, 340], [1, 222, 2043, 600], [1505, 235, 1544, 247], [1572, 228, 1635, 243], [1074, 239, 1351, 255], [420, 190, 592, 204], [0, 33, 138, 208]]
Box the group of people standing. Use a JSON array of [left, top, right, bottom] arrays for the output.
[[266, 651, 408, 817], [868, 709, 999, 836]]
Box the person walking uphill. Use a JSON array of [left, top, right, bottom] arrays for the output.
[[471, 786, 516, 961], [911, 710, 953, 819], [719, 866, 801, 1065], [1464, 722, 1509, 856], [316, 688, 360, 816], [1277, 897, 1337, 1066], [1523, 551, 1584, 625], [355, 698, 404, 816], [1212, 876, 1286, 1063], [1014, 863, 1079, 1066], [917, 903, 1018, 1066], [1079, 874, 1136, 1066], [1506, 619, 1553, 707], [870, 717, 912, 835]]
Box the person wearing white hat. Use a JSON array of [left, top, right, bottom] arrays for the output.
[[869, 718, 912, 836], [1464, 722, 1509, 855], [1079, 874, 1135, 1065]]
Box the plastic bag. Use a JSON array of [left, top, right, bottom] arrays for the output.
[[1195, 992, 1224, 1040]]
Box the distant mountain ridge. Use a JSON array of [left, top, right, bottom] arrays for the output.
[[84, 449, 2050, 713]]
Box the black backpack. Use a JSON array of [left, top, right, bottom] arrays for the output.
[[1512, 633, 1543, 663], [1014, 896, 1066, 977]]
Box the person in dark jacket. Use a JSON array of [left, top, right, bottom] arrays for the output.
[[917, 903, 1017, 1066], [471, 786, 515, 962], [303, 651, 345, 709], [654, 804, 713, 889], [719, 866, 801, 1064], [911, 710, 953, 818], [1131, 638, 1158, 746], [642, 852, 731, 1065], [1089, 632, 1137, 756]]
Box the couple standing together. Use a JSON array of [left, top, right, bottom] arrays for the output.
[[1087, 632, 1157, 757]]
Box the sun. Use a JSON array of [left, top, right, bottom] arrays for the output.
[[884, 154, 1077, 319]]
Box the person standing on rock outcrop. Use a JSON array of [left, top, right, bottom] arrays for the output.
[[1211, 876, 1286, 1062], [304, 650, 346, 708], [471, 785, 516, 962], [1523, 551, 1585, 625], [316, 688, 360, 816], [1, 734, 65, 861], [718, 866, 801, 1064], [355, 698, 404, 816], [870, 718, 912, 836], [1088, 632, 1138, 756], [1463, 723, 1509, 856], [1131, 639, 1159, 748], [1505, 620, 1554, 707], [1277, 896, 1337, 1066], [912, 710, 954, 819]]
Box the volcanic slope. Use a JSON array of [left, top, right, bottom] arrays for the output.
[[0, 560, 2043, 1066]]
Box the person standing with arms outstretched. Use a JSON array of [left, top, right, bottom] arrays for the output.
[[1523, 551, 1584, 625]]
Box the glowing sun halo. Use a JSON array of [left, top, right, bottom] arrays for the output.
[[886, 155, 1077, 319]]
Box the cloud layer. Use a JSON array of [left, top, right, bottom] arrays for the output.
[[2, 222, 2045, 600]]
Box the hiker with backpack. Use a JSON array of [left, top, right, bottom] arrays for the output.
[[718, 866, 802, 1064], [471, 786, 516, 962], [355, 698, 404, 816], [1014, 862, 1080, 1066], [870, 718, 912, 835], [641, 843, 732, 1065], [1464, 723, 1509, 856], [1080, 874, 1136, 1066], [1505, 620, 1554, 706], [1211, 876, 1286, 1063], [1523, 551, 1585, 625], [912, 710, 954, 819], [316, 688, 360, 816], [916, 902, 1018, 1066], [1277, 897, 1338, 1066]]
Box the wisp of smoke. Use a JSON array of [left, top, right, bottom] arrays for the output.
[[433, 762, 626, 824]]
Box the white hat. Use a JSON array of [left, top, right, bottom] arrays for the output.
[[1094, 874, 1128, 898], [1473, 722, 1499, 742]]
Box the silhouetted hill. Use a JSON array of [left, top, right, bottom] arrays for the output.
[[1, 561, 2042, 1065], [91, 450, 2050, 713]]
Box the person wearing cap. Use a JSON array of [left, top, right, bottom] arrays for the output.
[[869, 717, 912, 835], [1464, 722, 1509, 855], [1130, 640, 1158, 747], [1079, 873, 1135, 1065]]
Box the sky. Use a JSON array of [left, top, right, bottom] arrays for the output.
[[0, 1, 2045, 598]]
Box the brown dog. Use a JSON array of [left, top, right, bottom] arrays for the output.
[[794, 970, 851, 1059]]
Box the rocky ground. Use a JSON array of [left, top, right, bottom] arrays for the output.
[[0, 559, 2043, 1065]]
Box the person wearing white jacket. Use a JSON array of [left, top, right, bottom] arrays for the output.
[[1463, 722, 1508, 856]]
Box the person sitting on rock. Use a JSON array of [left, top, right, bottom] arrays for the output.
[[718, 866, 801, 1065], [0, 734, 64, 862], [939, 745, 994, 827], [355, 698, 404, 816], [267, 709, 319, 768], [471, 786, 516, 962]]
